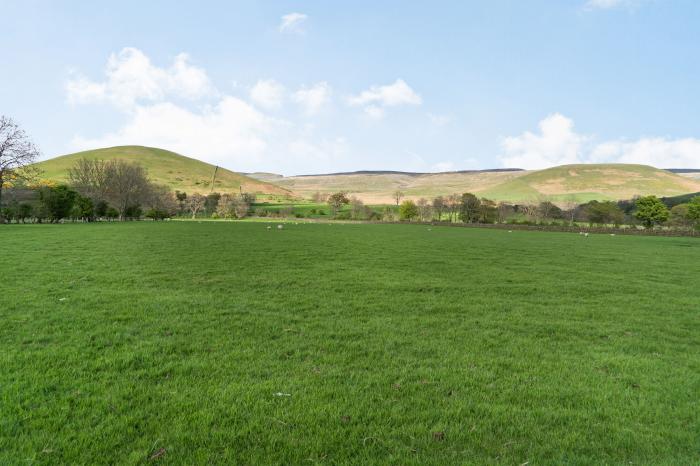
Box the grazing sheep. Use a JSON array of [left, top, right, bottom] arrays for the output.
[[267, 226, 272, 230], [278, 224, 284, 230], [584, 233, 589, 237]]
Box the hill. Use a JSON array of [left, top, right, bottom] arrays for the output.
[[478, 164, 700, 203], [258, 164, 700, 204], [34, 146, 291, 196]]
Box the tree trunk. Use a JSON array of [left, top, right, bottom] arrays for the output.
[[0, 175, 5, 224]]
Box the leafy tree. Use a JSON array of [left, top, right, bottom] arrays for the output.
[[669, 203, 691, 227], [459, 193, 481, 223], [399, 199, 418, 220], [39, 185, 77, 222], [187, 193, 206, 219], [479, 198, 498, 223], [585, 201, 625, 226], [102, 160, 151, 220], [635, 195, 669, 228], [73, 194, 95, 220], [538, 201, 562, 220], [686, 196, 700, 228], [94, 200, 108, 218], [327, 192, 350, 215]]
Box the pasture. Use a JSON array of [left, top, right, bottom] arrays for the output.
[[1, 222, 698, 464]]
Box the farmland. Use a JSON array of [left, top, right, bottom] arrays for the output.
[[1, 222, 698, 464]]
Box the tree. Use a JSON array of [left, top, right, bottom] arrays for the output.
[[432, 196, 445, 221], [538, 201, 562, 220], [175, 190, 188, 213], [147, 184, 178, 219], [72, 194, 95, 221], [39, 185, 77, 222], [327, 192, 350, 215], [497, 202, 514, 223], [350, 196, 371, 220], [479, 198, 497, 223], [399, 200, 418, 220], [68, 158, 109, 206], [687, 196, 700, 228], [669, 204, 690, 227], [187, 193, 206, 219], [0, 116, 40, 220], [416, 198, 432, 221], [393, 190, 405, 206], [103, 160, 151, 220], [459, 193, 481, 223], [584, 201, 625, 227], [446, 194, 461, 222], [635, 195, 669, 228]]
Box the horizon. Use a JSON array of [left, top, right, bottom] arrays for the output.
[[5, 1, 700, 175]]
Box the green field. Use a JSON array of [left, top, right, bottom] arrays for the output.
[[2, 223, 699, 464]]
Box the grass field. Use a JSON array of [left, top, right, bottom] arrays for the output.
[[2, 222, 699, 464]]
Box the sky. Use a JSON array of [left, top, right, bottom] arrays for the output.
[[3, 0, 700, 174]]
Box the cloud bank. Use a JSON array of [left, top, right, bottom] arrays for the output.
[[501, 113, 700, 169]]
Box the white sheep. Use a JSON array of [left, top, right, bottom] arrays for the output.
[[278, 224, 284, 230]]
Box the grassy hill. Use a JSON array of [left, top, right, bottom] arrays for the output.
[[34, 146, 291, 196], [478, 164, 700, 202], [257, 164, 700, 204]]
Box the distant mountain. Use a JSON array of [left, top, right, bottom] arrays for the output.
[[34, 146, 291, 196], [257, 163, 700, 204]]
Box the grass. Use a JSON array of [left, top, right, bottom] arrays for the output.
[[32, 145, 290, 196], [1, 222, 699, 464]]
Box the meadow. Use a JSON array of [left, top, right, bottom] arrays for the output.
[[1, 222, 698, 464]]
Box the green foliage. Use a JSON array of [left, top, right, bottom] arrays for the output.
[[399, 199, 418, 220], [687, 196, 700, 227], [585, 200, 625, 226], [327, 192, 350, 213], [38, 184, 77, 222], [73, 194, 95, 219], [0, 223, 697, 464], [459, 193, 481, 223], [635, 195, 670, 228]]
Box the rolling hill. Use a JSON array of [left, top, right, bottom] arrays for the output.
[[34, 146, 291, 196], [251, 164, 700, 204]]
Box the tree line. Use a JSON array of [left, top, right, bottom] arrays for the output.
[[311, 190, 700, 230]]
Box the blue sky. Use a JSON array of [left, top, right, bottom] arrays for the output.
[[3, 0, 700, 174]]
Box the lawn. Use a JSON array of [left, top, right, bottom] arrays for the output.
[[1, 222, 698, 464]]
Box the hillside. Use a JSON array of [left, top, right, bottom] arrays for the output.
[[478, 164, 700, 203], [34, 146, 291, 196], [256, 164, 700, 204]]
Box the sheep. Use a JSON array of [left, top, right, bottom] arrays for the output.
[[277, 224, 284, 230]]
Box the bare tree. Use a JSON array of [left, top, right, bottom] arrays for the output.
[[69, 158, 109, 204], [432, 196, 445, 221], [393, 190, 405, 206], [0, 116, 40, 218], [497, 201, 513, 223], [446, 193, 461, 222], [103, 160, 151, 220], [417, 198, 432, 221], [562, 196, 579, 225], [187, 193, 206, 219]]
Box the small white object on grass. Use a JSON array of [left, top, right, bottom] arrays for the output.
[[58, 298, 66, 302], [584, 233, 589, 237], [610, 233, 616, 236], [277, 224, 284, 229], [267, 226, 271, 230], [273, 392, 291, 397], [508, 230, 513, 233]]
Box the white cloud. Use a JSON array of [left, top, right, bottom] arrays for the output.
[[501, 113, 700, 169], [71, 97, 272, 168], [292, 82, 332, 116], [66, 47, 214, 108], [348, 79, 421, 119], [501, 113, 586, 169], [250, 79, 285, 110], [348, 79, 422, 107], [279, 13, 308, 34]]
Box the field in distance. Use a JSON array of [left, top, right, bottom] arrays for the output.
[[252, 164, 700, 204], [33, 145, 291, 196], [2, 222, 697, 464]]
